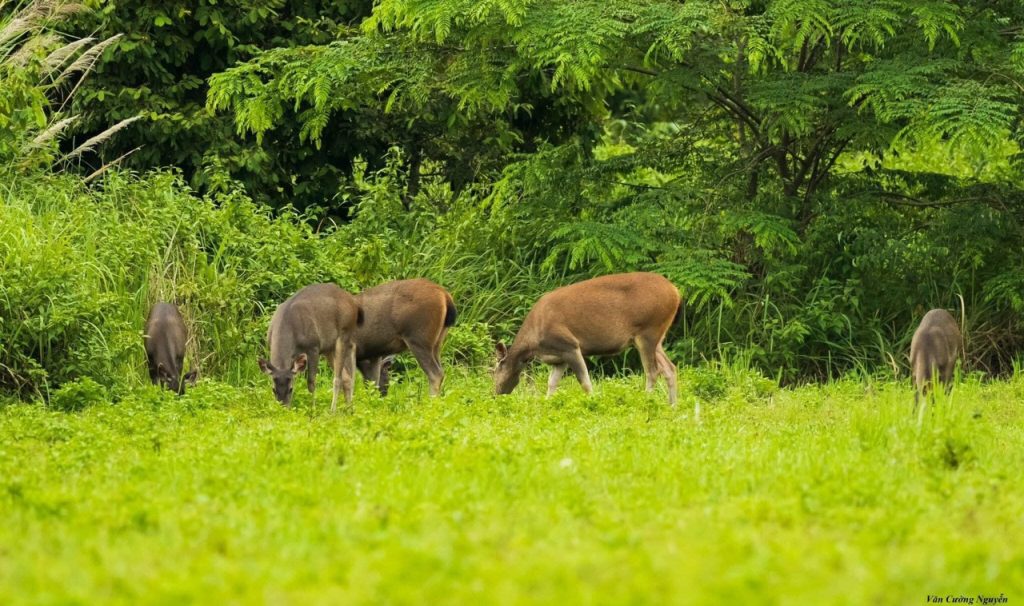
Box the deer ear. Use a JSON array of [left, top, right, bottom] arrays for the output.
[[495, 342, 508, 361], [292, 354, 307, 373], [258, 358, 274, 375], [185, 369, 198, 386], [156, 362, 170, 378]]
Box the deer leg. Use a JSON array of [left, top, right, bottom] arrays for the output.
[[306, 350, 319, 396], [431, 350, 445, 394], [431, 336, 446, 393], [941, 364, 955, 395], [406, 339, 444, 396], [547, 363, 568, 396], [634, 336, 662, 393], [358, 357, 385, 395], [330, 341, 356, 412], [566, 349, 593, 395], [378, 356, 394, 396], [656, 345, 678, 407], [330, 339, 343, 413], [436, 328, 450, 356], [341, 339, 356, 410]]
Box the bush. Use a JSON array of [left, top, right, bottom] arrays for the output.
[[0, 169, 355, 397], [49, 378, 108, 413]]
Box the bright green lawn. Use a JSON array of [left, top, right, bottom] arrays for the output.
[[1, 369, 1023, 605]]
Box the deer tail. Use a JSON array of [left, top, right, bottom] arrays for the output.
[[443, 292, 457, 327], [671, 298, 682, 327]]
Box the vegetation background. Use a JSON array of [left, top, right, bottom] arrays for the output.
[[5, 0, 1024, 399]]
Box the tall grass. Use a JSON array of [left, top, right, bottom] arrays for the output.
[[0, 170, 357, 396]]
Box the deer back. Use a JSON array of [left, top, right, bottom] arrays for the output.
[[910, 308, 961, 386], [519, 272, 680, 356], [145, 303, 187, 370]]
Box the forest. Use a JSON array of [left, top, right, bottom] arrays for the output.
[[3, 1, 1024, 603], [3, 0, 1024, 397]]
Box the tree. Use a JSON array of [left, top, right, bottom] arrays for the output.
[[209, 0, 1024, 376], [213, 0, 1023, 209], [69, 0, 374, 210]]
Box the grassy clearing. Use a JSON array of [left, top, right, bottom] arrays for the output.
[[1, 370, 1023, 604]]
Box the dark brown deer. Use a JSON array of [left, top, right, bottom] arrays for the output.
[[353, 279, 456, 396], [259, 283, 362, 411], [357, 355, 395, 395], [910, 308, 962, 406], [144, 302, 197, 395], [494, 272, 681, 405]]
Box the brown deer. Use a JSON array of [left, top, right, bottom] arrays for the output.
[[259, 283, 362, 411], [144, 302, 197, 395], [910, 308, 962, 407], [353, 279, 456, 396], [494, 272, 681, 405]]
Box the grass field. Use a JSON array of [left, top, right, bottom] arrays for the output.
[[1, 368, 1023, 605]]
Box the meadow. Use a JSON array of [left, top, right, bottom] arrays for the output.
[[2, 368, 1022, 605]]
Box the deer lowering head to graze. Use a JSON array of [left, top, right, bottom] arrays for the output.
[[494, 272, 681, 405], [144, 302, 197, 395], [258, 283, 362, 411], [910, 308, 962, 406], [353, 279, 456, 396]]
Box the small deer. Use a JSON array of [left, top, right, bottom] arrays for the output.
[[910, 308, 962, 407], [144, 302, 197, 395], [353, 279, 456, 396], [259, 283, 363, 411], [494, 272, 681, 405]]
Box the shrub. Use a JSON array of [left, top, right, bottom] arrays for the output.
[[0, 170, 354, 397], [49, 377, 108, 413]]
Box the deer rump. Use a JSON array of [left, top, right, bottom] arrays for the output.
[[910, 308, 961, 402], [145, 302, 196, 395]]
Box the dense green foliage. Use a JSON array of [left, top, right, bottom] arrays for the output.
[[201, 0, 1024, 378], [67, 0, 375, 208], [6, 0, 1024, 388], [2, 375, 1023, 603]]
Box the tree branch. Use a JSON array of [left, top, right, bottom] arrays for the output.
[[805, 136, 851, 198], [616, 64, 660, 77], [868, 191, 992, 208]]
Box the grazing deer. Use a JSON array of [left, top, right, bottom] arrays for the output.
[[259, 283, 362, 411], [910, 308, 962, 407], [353, 279, 456, 396], [494, 272, 681, 405], [144, 302, 197, 395]]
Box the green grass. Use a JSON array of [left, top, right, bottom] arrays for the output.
[[1, 369, 1023, 605]]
